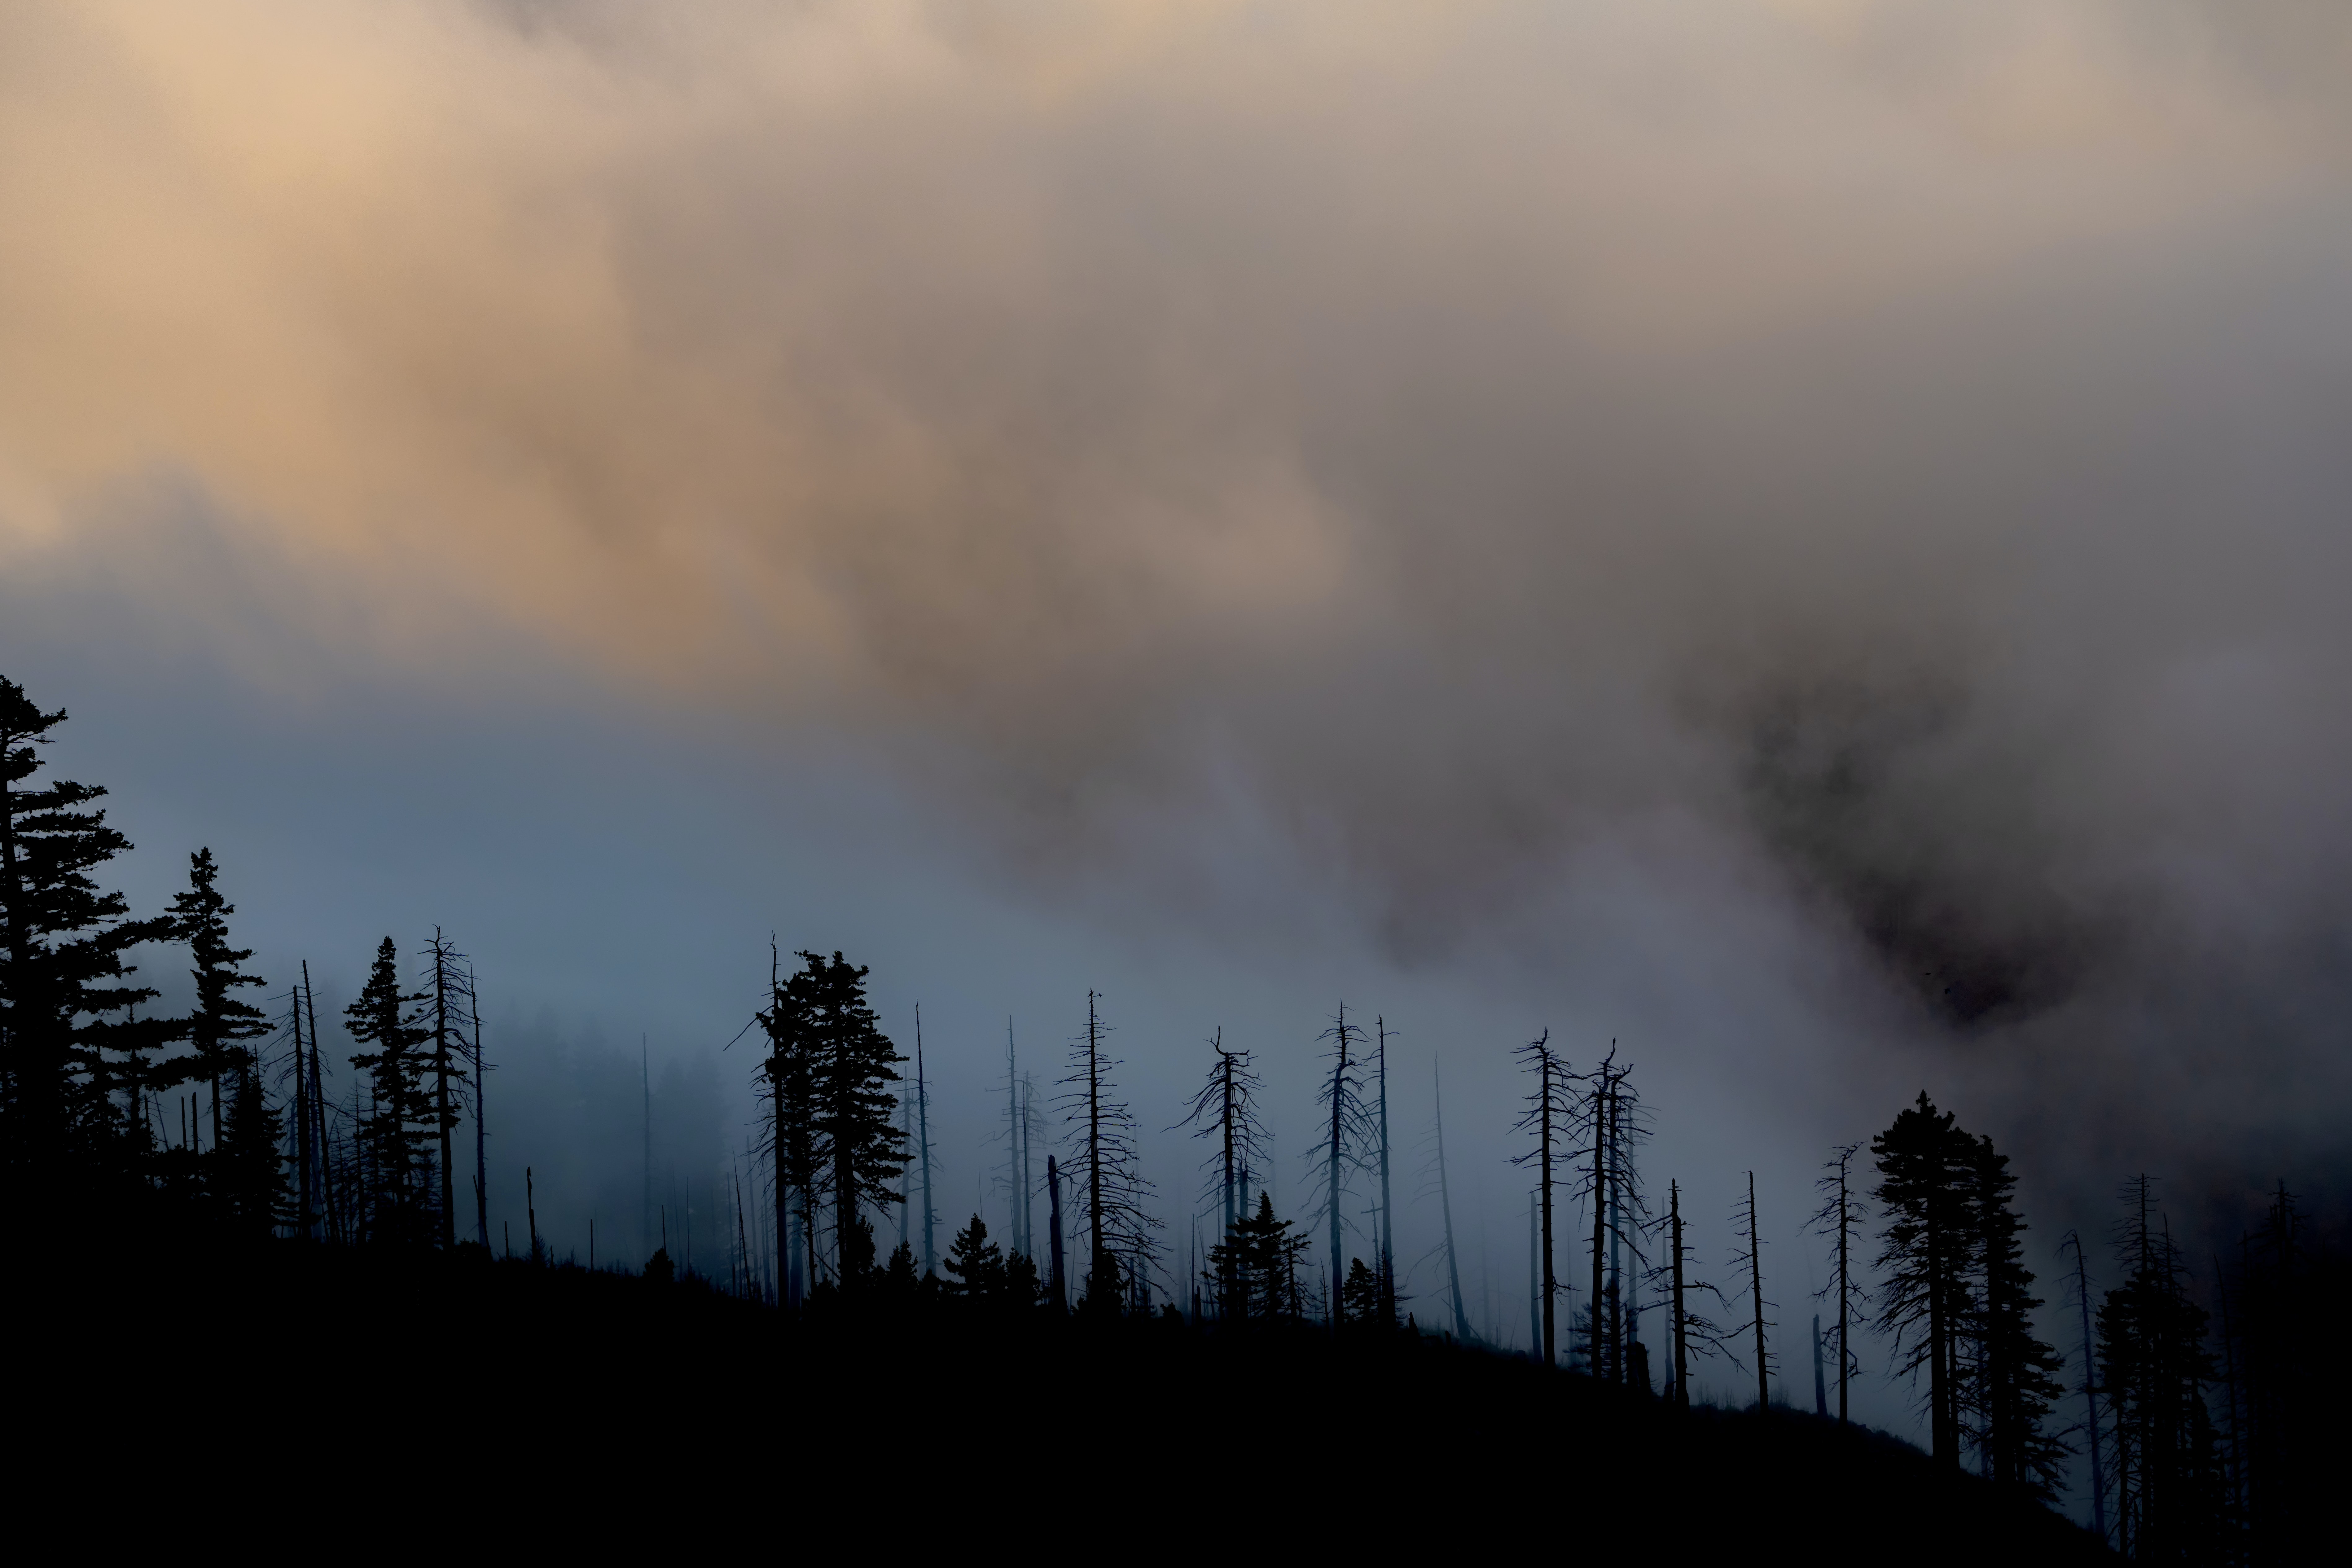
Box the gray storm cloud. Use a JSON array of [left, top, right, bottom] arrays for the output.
[[5, 0, 2352, 1210]]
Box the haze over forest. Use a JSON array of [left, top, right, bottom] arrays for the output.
[[3, 0, 2349, 1539]]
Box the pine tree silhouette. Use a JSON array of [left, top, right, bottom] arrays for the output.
[[345, 937, 435, 1246], [2099, 1177, 2224, 1558], [1209, 1191, 1310, 1323], [0, 677, 173, 1202], [1872, 1092, 1976, 1464], [942, 1212, 1007, 1302], [801, 951, 905, 1286], [1969, 1133, 2068, 1498], [164, 850, 273, 1224]]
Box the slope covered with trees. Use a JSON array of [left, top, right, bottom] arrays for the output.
[[5, 670, 2338, 1555]]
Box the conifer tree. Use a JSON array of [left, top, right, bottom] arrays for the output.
[[345, 936, 434, 1246], [1208, 1191, 1310, 1322], [757, 943, 823, 1295], [2099, 1178, 2223, 1559], [1969, 1132, 2068, 1497], [1340, 1256, 1384, 1327], [217, 1042, 289, 1238], [1872, 1092, 1977, 1465], [942, 1213, 1007, 1302], [0, 677, 173, 1195], [167, 849, 270, 1163], [801, 950, 905, 1283]]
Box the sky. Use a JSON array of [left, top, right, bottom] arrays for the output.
[[6, 0, 2352, 1469]]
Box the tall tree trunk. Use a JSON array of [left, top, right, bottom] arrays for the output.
[[918, 1007, 935, 1275], [1589, 1073, 1608, 1377], [773, 1061, 791, 1303], [1835, 1157, 1850, 1424], [1435, 1062, 1471, 1341], [1085, 991, 1110, 1301], [1006, 1021, 1020, 1257], [1376, 1017, 1394, 1327], [1528, 1189, 1539, 1356], [1749, 1172, 1768, 1410], [291, 977, 313, 1239], [1927, 1198, 1950, 1463], [1324, 1002, 1349, 1329], [2069, 1235, 2105, 1542], [1538, 1050, 1554, 1368], [1018, 1055, 1033, 1258], [305, 969, 334, 1243], [1219, 1041, 1235, 1244], [1607, 1084, 1621, 1381], [642, 1035, 653, 1264], [1813, 1314, 1828, 1416], [1047, 1153, 1066, 1309], [1671, 1181, 1689, 1409], [472, 990, 488, 1248], [432, 929, 455, 1250]]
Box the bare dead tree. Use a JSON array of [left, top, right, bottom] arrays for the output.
[[1310, 1002, 1372, 1327], [1653, 1177, 1742, 1407], [1730, 1171, 1775, 1408], [418, 928, 474, 1250], [1511, 1030, 1566, 1366], [1807, 1141, 1872, 1423], [1056, 991, 1160, 1310], [1173, 1027, 1267, 1319]]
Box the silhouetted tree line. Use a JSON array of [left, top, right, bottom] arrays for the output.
[[0, 677, 485, 1250], [5, 672, 2337, 1550]]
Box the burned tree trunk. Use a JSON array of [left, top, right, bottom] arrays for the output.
[[1047, 1153, 1066, 1310]]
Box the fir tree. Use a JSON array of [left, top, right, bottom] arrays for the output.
[[757, 942, 824, 1294], [1208, 1191, 1310, 1323], [1340, 1256, 1384, 1327], [345, 936, 434, 1246], [217, 1046, 289, 1239], [2099, 1178, 2224, 1560], [800, 950, 905, 1284], [0, 677, 172, 1196], [942, 1213, 1007, 1302], [164, 849, 271, 1210], [1872, 1092, 1977, 1465], [1969, 1133, 2068, 1499]]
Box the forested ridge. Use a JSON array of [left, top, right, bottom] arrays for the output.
[[5, 672, 2338, 1555]]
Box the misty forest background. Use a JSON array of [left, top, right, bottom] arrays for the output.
[[9, 670, 2341, 1559]]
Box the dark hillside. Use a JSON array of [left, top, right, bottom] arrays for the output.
[[28, 1242, 2105, 1559]]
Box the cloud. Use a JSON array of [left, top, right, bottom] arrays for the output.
[[6, 0, 2352, 1204]]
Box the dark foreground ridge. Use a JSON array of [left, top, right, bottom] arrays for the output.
[[32, 1241, 2106, 1557]]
